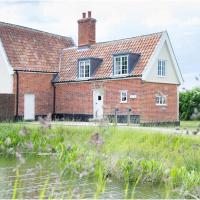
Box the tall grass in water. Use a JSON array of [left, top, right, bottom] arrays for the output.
[[39, 178, 49, 200], [1, 123, 200, 198], [12, 169, 19, 199]]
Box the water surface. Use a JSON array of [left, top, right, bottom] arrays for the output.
[[0, 157, 179, 199]]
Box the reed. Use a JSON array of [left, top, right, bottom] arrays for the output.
[[1, 122, 200, 198]]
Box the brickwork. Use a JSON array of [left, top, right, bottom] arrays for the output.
[[55, 78, 179, 123], [13, 72, 55, 116], [55, 81, 93, 115], [78, 11, 96, 46], [0, 94, 15, 121], [140, 82, 178, 123], [12, 71, 179, 123]]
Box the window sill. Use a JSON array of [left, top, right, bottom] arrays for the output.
[[113, 74, 129, 78], [77, 77, 91, 80], [156, 104, 167, 107], [120, 101, 127, 104], [157, 75, 166, 78]]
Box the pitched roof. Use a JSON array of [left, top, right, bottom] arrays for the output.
[[58, 32, 163, 82], [0, 22, 74, 72]]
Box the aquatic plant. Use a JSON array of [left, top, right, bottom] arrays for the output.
[[1, 123, 200, 198], [12, 169, 19, 199]]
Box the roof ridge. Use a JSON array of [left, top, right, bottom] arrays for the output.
[[0, 21, 72, 40], [93, 31, 165, 46], [63, 31, 164, 51]]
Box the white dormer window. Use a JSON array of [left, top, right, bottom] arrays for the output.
[[114, 55, 128, 76], [158, 60, 166, 77], [79, 60, 90, 78], [156, 96, 167, 106]]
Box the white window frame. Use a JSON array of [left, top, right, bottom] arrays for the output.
[[113, 55, 129, 76], [156, 95, 167, 106], [158, 59, 166, 77], [120, 90, 128, 103], [79, 60, 90, 79]]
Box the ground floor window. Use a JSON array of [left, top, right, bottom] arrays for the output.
[[156, 95, 167, 106], [120, 90, 128, 103]]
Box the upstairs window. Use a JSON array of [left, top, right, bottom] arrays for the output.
[[158, 60, 166, 77], [156, 96, 167, 106], [114, 55, 128, 76], [79, 60, 90, 78]]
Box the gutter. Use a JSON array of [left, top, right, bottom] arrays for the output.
[[14, 69, 58, 74], [53, 74, 142, 84]]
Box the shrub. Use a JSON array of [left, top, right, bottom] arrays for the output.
[[179, 87, 200, 120]]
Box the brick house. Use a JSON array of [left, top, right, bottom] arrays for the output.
[[0, 11, 183, 124]]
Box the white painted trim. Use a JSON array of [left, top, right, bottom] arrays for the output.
[[142, 31, 184, 84], [93, 89, 104, 119], [24, 93, 35, 120], [78, 59, 91, 79], [0, 38, 13, 75], [157, 59, 167, 77], [0, 38, 14, 94], [113, 55, 129, 76], [155, 95, 167, 106], [120, 90, 128, 103]]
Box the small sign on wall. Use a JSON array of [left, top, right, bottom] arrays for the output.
[[130, 94, 137, 99]]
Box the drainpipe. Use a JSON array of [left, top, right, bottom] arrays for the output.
[[52, 83, 56, 120], [15, 71, 19, 120]]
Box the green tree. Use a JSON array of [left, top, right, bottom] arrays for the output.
[[179, 88, 200, 120]]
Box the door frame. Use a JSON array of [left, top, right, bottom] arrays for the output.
[[24, 93, 35, 121], [93, 89, 104, 119]]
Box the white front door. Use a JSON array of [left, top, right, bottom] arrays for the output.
[[93, 89, 103, 119], [24, 94, 35, 120]]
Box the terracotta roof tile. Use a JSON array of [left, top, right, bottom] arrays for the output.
[[58, 32, 163, 82], [0, 22, 74, 72]]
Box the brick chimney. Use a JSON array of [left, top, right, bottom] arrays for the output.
[[78, 11, 96, 47]]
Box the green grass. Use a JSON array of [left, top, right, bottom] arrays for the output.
[[1, 123, 200, 198], [180, 120, 200, 129]]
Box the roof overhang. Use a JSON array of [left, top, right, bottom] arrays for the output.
[[14, 69, 58, 74]]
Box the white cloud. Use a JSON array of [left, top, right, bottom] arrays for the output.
[[183, 17, 200, 26], [181, 72, 200, 90]]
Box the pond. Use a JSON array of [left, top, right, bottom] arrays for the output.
[[0, 156, 179, 199]]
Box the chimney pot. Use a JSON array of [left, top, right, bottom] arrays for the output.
[[82, 12, 86, 18], [88, 11, 91, 18]]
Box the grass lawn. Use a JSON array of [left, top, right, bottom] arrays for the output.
[[0, 123, 200, 198], [180, 120, 200, 129]]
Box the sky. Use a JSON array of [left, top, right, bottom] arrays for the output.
[[0, 0, 199, 90]]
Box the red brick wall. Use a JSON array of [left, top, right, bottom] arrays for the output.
[[140, 82, 178, 123], [0, 94, 15, 121], [103, 79, 142, 116], [78, 14, 96, 46], [55, 81, 93, 115], [12, 71, 179, 123], [55, 79, 142, 116], [13, 72, 54, 116], [55, 78, 179, 123]]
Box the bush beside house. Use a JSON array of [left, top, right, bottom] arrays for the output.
[[179, 87, 200, 120]]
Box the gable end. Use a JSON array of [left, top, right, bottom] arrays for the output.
[[142, 31, 183, 85]]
